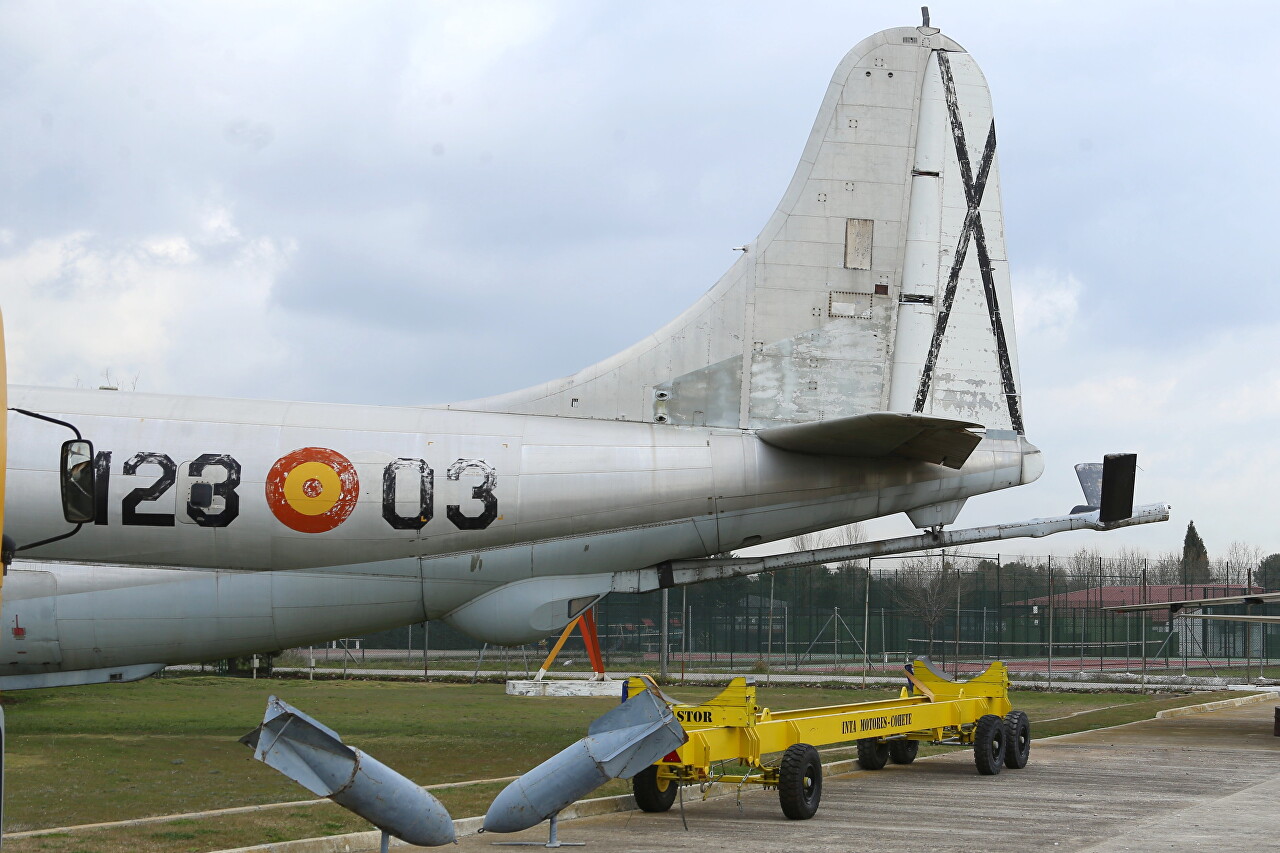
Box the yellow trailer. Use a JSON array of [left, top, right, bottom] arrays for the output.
[[625, 659, 1031, 820]]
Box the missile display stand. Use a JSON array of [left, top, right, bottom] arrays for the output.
[[490, 812, 584, 849], [626, 659, 1031, 820]]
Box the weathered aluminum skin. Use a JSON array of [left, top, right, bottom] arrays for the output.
[[243, 696, 456, 847], [0, 383, 1036, 660], [449, 27, 1022, 435], [483, 687, 686, 833], [4, 387, 1032, 571]]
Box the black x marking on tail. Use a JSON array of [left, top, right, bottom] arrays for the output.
[[912, 51, 1024, 435]]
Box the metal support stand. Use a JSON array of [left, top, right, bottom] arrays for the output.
[[492, 812, 585, 848], [380, 829, 390, 853]]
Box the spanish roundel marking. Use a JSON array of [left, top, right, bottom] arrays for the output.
[[265, 447, 360, 533]]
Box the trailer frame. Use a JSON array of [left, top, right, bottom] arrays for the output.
[[626, 658, 1031, 819]]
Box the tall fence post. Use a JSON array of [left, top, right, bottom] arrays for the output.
[[659, 588, 669, 680], [1047, 555, 1054, 689], [862, 568, 870, 687]]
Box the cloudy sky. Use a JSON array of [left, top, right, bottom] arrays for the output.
[[2, 1, 1276, 562]]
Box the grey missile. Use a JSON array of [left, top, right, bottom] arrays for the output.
[[241, 696, 456, 847], [483, 686, 686, 833]]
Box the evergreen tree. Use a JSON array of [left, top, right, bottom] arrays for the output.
[[1258, 553, 1280, 590], [1180, 520, 1211, 585]]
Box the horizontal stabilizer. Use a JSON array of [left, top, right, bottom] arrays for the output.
[[756, 412, 983, 469]]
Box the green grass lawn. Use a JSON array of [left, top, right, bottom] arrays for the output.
[[0, 676, 1253, 853]]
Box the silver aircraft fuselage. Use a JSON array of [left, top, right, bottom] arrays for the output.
[[4, 385, 1037, 663]]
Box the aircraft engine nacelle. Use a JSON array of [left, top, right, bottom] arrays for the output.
[[441, 574, 614, 645]]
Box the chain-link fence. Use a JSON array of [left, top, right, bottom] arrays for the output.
[[289, 552, 1280, 681]]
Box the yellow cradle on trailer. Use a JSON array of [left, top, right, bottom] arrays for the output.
[[625, 659, 1031, 819]]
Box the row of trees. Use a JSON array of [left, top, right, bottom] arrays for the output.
[[997, 521, 1280, 588]]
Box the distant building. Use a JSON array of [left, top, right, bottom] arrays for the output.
[[1016, 585, 1263, 620], [1013, 584, 1267, 657]]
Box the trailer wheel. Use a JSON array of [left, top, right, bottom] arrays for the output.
[[778, 743, 822, 820], [889, 739, 919, 765], [1003, 710, 1031, 769], [632, 766, 678, 813], [973, 714, 1006, 775], [856, 738, 890, 770]]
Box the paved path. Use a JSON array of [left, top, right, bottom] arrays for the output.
[[434, 699, 1280, 853]]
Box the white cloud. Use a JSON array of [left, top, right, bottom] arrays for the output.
[[1, 208, 292, 396], [1012, 267, 1081, 345], [199, 205, 243, 246], [982, 320, 1280, 556], [1038, 324, 1280, 433]]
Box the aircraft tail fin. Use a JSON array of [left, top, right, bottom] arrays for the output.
[[452, 24, 1024, 435]]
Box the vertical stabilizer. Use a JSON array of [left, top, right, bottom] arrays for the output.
[[450, 24, 1023, 434], [888, 49, 1022, 432]]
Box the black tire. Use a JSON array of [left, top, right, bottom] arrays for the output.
[[1003, 710, 1031, 769], [973, 713, 1006, 775], [778, 743, 822, 820], [632, 765, 678, 813], [856, 738, 890, 770], [888, 739, 919, 765]]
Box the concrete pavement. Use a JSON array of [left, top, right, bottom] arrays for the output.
[[441, 698, 1280, 853]]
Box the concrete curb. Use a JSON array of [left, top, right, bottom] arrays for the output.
[[1155, 691, 1277, 718]]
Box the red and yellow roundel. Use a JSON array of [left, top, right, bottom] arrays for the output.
[[265, 447, 360, 533]]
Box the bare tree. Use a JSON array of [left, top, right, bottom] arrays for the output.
[[824, 523, 866, 576], [1149, 549, 1184, 585], [1111, 546, 1150, 574], [1224, 541, 1264, 586], [830, 522, 866, 546], [891, 552, 967, 658], [1065, 546, 1102, 591], [790, 531, 822, 553], [791, 523, 865, 554], [1067, 546, 1100, 577], [790, 523, 866, 573]]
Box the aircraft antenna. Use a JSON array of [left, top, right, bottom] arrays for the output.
[[922, 6, 930, 27]]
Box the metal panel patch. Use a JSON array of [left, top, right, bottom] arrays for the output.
[[829, 291, 872, 319], [844, 218, 873, 269]]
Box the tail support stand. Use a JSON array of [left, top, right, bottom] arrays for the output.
[[578, 608, 606, 681], [531, 608, 607, 682]]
